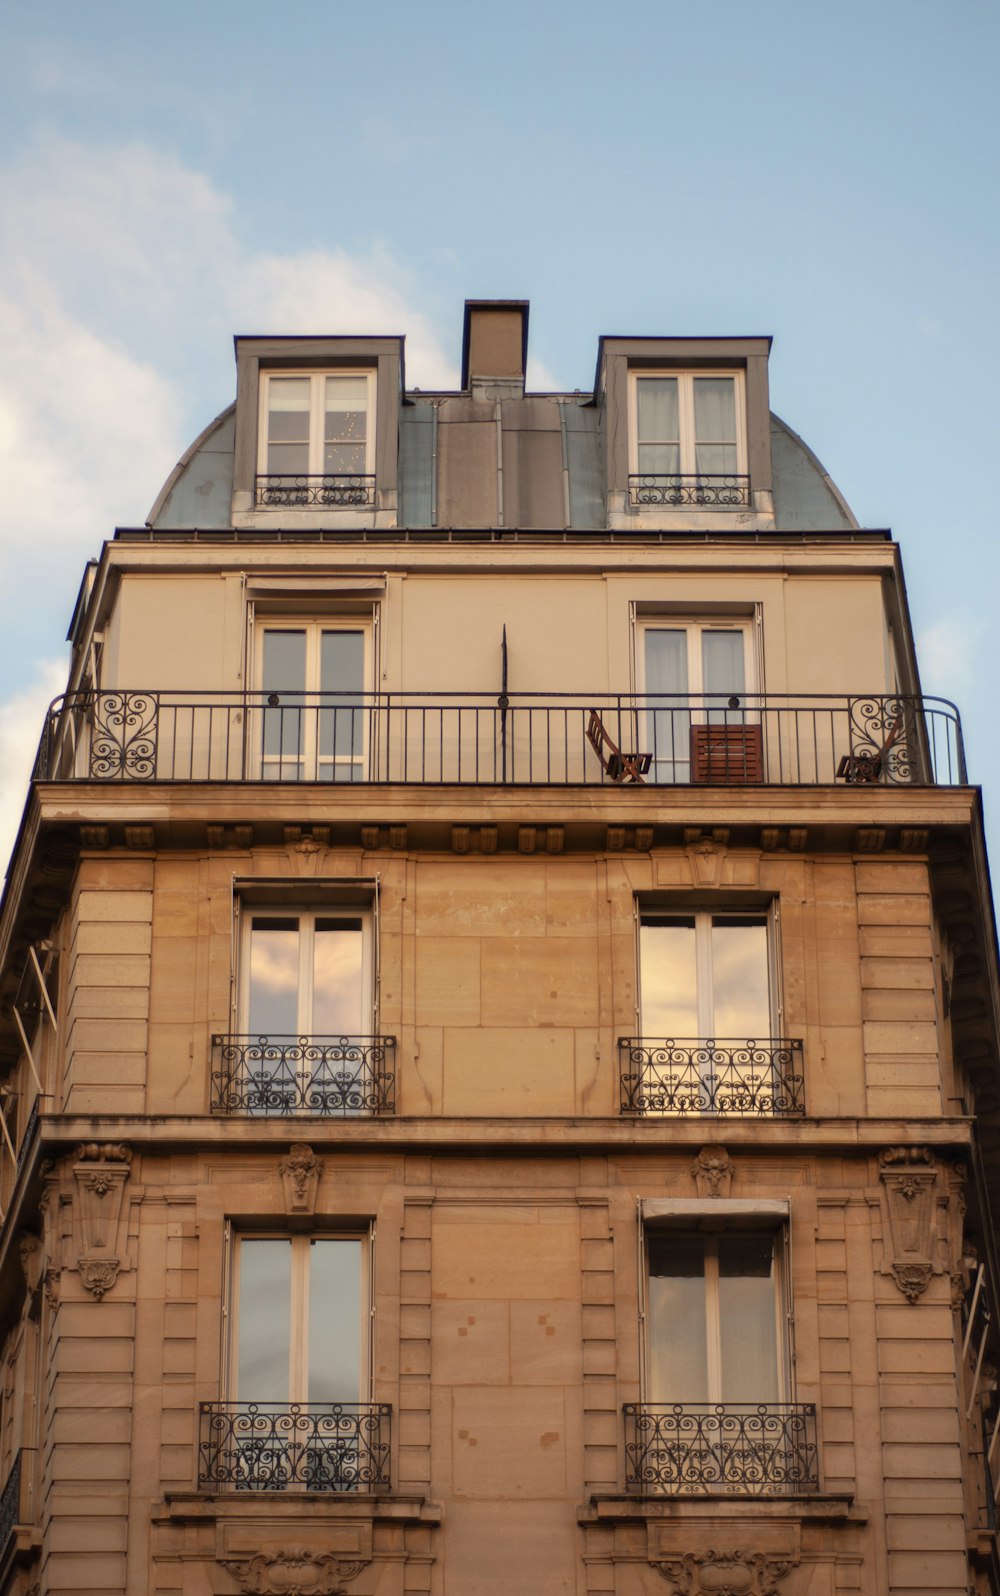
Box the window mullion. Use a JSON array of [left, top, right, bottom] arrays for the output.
[[695, 913, 714, 1037], [705, 1239, 722, 1401], [679, 375, 696, 476], [310, 375, 323, 476], [298, 916, 313, 1036], [290, 1237, 309, 1403]]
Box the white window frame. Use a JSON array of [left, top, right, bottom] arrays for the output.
[[257, 368, 377, 482], [636, 616, 760, 784], [637, 906, 779, 1040], [253, 618, 373, 782], [226, 1229, 373, 1405], [239, 906, 375, 1041], [628, 369, 747, 481], [642, 1217, 792, 1406]]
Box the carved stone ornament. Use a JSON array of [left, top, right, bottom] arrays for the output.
[[879, 1145, 937, 1303], [686, 839, 726, 889], [692, 1145, 734, 1198], [279, 1144, 323, 1214], [220, 1548, 367, 1595], [73, 1142, 132, 1300], [18, 1233, 43, 1294], [655, 1549, 797, 1596]]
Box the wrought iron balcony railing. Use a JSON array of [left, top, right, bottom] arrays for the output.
[[624, 1403, 819, 1496], [211, 1035, 395, 1117], [36, 690, 965, 789], [198, 1402, 391, 1493], [0, 1451, 21, 1561], [629, 473, 751, 508], [0, 1448, 33, 1566], [254, 473, 376, 508], [619, 1038, 804, 1116]]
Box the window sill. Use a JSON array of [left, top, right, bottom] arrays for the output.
[[579, 1491, 862, 1524], [158, 1490, 442, 1524]]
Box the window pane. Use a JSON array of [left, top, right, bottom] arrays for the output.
[[237, 1239, 292, 1402], [701, 631, 745, 698], [268, 379, 310, 473], [308, 1239, 361, 1402], [640, 918, 698, 1035], [717, 1235, 780, 1402], [693, 378, 736, 442], [645, 629, 690, 782], [638, 442, 680, 475], [312, 919, 364, 1034], [324, 378, 367, 474], [648, 1234, 708, 1402], [711, 918, 770, 1037], [249, 917, 300, 1034], [637, 378, 679, 443], [695, 442, 739, 476], [262, 631, 306, 692], [319, 631, 365, 775]]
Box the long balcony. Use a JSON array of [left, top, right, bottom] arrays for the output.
[[211, 1034, 396, 1116], [623, 1403, 819, 1496], [619, 1038, 804, 1116], [37, 690, 965, 788], [198, 1402, 391, 1493]]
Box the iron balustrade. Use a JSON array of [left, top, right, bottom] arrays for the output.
[[619, 1038, 804, 1116], [624, 1403, 819, 1496], [15, 1098, 39, 1177], [629, 473, 751, 508], [211, 1035, 395, 1117], [254, 473, 376, 508], [0, 1451, 20, 1559], [36, 690, 966, 788], [199, 1402, 391, 1493]]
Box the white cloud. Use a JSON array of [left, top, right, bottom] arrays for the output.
[[0, 132, 463, 881], [916, 615, 983, 701], [0, 660, 68, 883]]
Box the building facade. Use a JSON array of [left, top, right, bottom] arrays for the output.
[[0, 300, 997, 1596]]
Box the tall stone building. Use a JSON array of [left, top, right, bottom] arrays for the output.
[[0, 300, 996, 1596]]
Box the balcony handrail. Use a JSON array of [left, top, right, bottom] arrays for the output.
[[623, 1402, 819, 1496], [619, 1037, 804, 1116], [211, 1033, 396, 1116], [36, 689, 967, 788], [198, 1401, 391, 1493]]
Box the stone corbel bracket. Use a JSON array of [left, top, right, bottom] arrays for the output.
[[279, 1144, 323, 1214], [879, 1145, 937, 1303], [72, 1142, 133, 1301], [220, 1549, 367, 1594]]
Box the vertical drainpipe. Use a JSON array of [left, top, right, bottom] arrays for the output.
[[558, 401, 571, 530], [494, 402, 504, 529], [430, 402, 439, 529]]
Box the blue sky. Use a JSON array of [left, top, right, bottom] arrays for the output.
[[0, 0, 997, 869]]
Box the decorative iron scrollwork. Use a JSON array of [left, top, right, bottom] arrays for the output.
[[89, 692, 158, 780], [629, 473, 751, 508], [624, 1403, 819, 1496], [211, 1035, 396, 1117], [844, 695, 918, 784], [619, 1039, 804, 1116], [199, 1402, 391, 1493], [254, 474, 376, 508]]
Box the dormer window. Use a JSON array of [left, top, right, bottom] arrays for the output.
[[256, 370, 376, 509], [629, 371, 749, 509]]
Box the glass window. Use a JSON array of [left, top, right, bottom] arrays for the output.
[[641, 623, 750, 784], [261, 371, 373, 481], [233, 1235, 365, 1405], [647, 1230, 783, 1404], [639, 911, 772, 1040], [258, 623, 367, 782], [245, 910, 368, 1039], [632, 371, 744, 489]]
